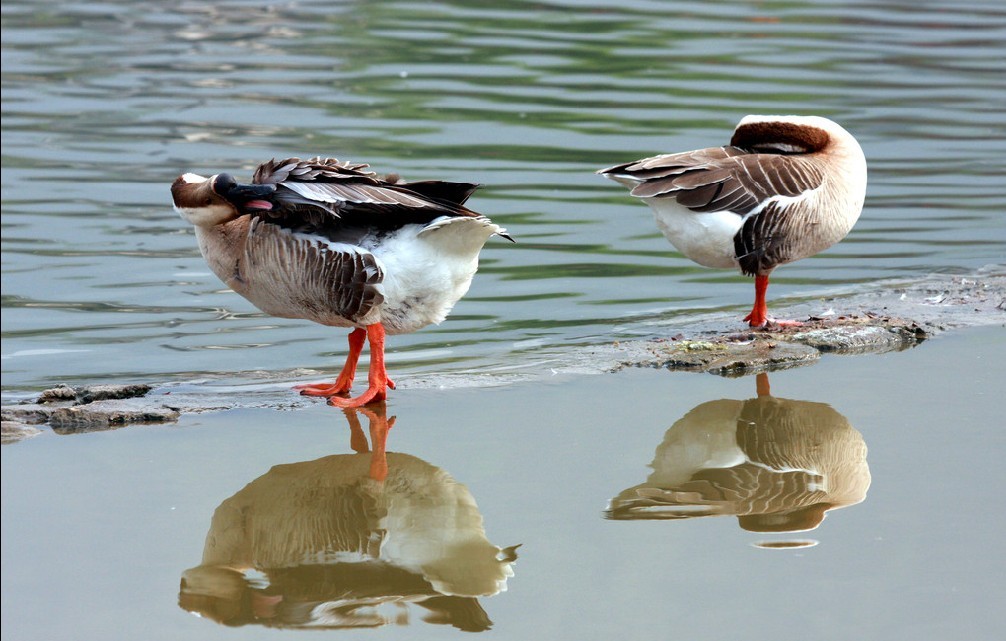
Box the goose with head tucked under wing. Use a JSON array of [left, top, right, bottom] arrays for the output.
[[598, 115, 867, 327], [171, 157, 512, 407]]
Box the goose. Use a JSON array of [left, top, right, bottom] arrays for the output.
[[172, 157, 511, 407], [598, 115, 867, 327]]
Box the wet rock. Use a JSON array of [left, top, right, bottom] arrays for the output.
[[38, 385, 77, 404], [634, 340, 821, 376], [791, 322, 925, 353], [39, 383, 152, 405], [1, 404, 54, 425], [48, 400, 180, 434], [76, 384, 152, 404], [2, 384, 177, 441], [609, 315, 929, 375]]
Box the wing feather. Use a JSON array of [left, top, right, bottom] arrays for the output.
[[244, 157, 485, 237], [733, 201, 803, 276], [245, 218, 385, 323], [601, 147, 824, 217]]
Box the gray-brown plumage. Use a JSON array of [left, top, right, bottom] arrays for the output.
[[171, 156, 510, 406]]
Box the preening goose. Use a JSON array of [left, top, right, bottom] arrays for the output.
[[172, 157, 511, 406], [598, 115, 867, 327]]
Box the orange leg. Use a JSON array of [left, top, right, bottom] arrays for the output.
[[743, 274, 771, 327], [756, 372, 771, 397], [296, 327, 367, 397], [328, 323, 394, 408]]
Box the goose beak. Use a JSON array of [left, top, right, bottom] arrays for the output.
[[211, 173, 275, 210]]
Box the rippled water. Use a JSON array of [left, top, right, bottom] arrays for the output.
[[3, 0, 1004, 392]]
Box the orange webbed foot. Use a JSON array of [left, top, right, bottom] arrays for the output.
[[295, 327, 368, 398], [743, 312, 805, 329], [328, 324, 392, 408], [295, 378, 353, 397], [327, 383, 388, 408], [743, 311, 768, 328]]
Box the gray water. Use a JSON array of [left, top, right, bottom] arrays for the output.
[[2, 0, 1006, 639], [3, 329, 1005, 640]]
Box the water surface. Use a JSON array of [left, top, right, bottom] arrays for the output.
[[3, 327, 1004, 640], [3, 0, 1005, 390]]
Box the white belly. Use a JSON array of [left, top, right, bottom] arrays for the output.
[[363, 220, 492, 335], [646, 198, 741, 269]]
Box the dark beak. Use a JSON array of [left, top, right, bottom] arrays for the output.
[[212, 173, 276, 204]]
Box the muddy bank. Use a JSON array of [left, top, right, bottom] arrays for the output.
[[3, 269, 1003, 443], [566, 268, 1003, 376]]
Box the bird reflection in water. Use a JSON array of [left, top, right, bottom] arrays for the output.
[[607, 373, 870, 545], [179, 402, 518, 631]]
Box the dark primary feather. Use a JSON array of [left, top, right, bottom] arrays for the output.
[[244, 157, 482, 238], [213, 155, 490, 243], [397, 180, 479, 207]]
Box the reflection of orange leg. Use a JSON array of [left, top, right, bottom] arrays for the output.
[[756, 372, 771, 397], [357, 402, 396, 482], [342, 407, 370, 453], [328, 323, 394, 408]]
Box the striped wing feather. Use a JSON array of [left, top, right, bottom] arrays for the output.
[[245, 218, 385, 324], [604, 148, 825, 274]]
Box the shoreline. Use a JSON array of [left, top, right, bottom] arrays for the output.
[[3, 268, 1003, 444]]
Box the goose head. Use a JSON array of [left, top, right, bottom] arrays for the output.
[[171, 172, 275, 228]]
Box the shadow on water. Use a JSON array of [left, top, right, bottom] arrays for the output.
[[178, 402, 518, 632], [606, 372, 870, 548]]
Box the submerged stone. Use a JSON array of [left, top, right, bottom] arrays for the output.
[[2, 421, 43, 445]]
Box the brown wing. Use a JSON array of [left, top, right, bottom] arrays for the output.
[[252, 157, 376, 184], [602, 147, 824, 216], [244, 218, 384, 324]]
